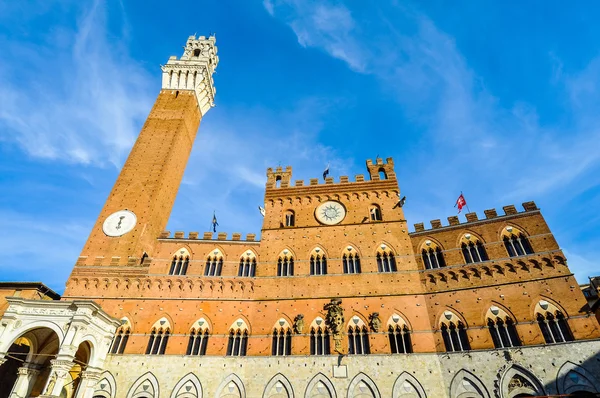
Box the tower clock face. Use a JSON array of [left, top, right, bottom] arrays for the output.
[[102, 210, 137, 237], [315, 201, 346, 225]]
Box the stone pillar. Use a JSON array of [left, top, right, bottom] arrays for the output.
[[9, 364, 41, 398], [39, 359, 74, 398], [74, 367, 102, 398]]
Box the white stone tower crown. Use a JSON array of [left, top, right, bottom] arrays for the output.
[[161, 35, 219, 116]]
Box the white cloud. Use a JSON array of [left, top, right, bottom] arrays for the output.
[[0, 1, 154, 168]]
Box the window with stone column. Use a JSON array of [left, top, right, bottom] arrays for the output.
[[342, 246, 361, 274], [348, 316, 370, 355], [387, 314, 412, 354], [376, 244, 397, 272], [440, 311, 470, 352], [501, 226, 534, 257], [226, 319, 249, 356], [459, 234, 488, 264], [309, 317, 331, 355], [186, 318, 210, 356], [309, 247, 327, 275], [535, 300, 573, 344], [169, 248, 190, 276], [421, 239, 446, 270], [204, 248, 223, 276], [145, 318, 171, 355], [238, 251, 257, 277], [486, 306, 521, 348], [277, 249, 294, 277], [109, 318, 131, 354], [271, 318, 292, 356]]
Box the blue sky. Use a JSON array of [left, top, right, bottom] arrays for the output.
[[1, 1, 600, 293]]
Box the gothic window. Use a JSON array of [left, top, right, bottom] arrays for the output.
[[388, 314, 412, 354], [309, 248, 327, 275], [421, 240, 446, 270], [310, 317, 330, 355], [502, 226, 534, 257], [226, 319, 249, 356], [535, 300, 573, 344], [440, 311, 470, 352], [145, 318, 171, 355], [370, 204, 382, 221], [376, 244, 397, 272], [348, 317, 370, 355], [110, 319, 131, 355], [186, 318, 210, 356], [460, 234, 488, 264], [271, 319, 292, 356], [343, 246, 361, 274], [378, 168, 387, 180], [277, 250, 294, 277], [486, 307, 520, 348], [169, 248, 190, 276], [284, 210, 295, 227], [204, 249, 223, 276], [238, 251, 256, 277]]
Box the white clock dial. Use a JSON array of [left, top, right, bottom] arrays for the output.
[[315, 201, 346, 225], [102, 210, 137, 237]]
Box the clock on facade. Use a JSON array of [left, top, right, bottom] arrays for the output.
[[102, 210, 137, 237], [315, 201, 346, 225]]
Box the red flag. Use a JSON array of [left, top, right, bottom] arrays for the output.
[[455, 194, 467, 213]]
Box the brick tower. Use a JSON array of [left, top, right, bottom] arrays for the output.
[[75, 36, 218, 269]]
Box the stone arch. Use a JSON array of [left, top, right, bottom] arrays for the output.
[[170, 372, 203, 398], [263, 373, 294, 398], [347, 372, 380, 398], [205, 245, 227, 258], [375, 241, 397, 256], [392, 372, 427, 397], [455, 231, 486, 247], [0, 321, 65, 354], [305, 373, 336, 398], [438, 308, 470, 328], [342, 243, 363, 257], [449, 369, 490, 398], [389, 311, 413, 330], [215, 373, 245, 398], [481, 302, 517, 325], [308, 245, 329, 258], [93, 371, 117, 398], [498, 364, 545, 397], [557, 361, 600, 394], [532, 296, 570, 318], [127, 371, 160, 398]]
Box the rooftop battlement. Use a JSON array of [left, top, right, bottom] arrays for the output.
[[265, 158, 397, 190], [158, 231, 260, 243], [411, 201, 539, 234]]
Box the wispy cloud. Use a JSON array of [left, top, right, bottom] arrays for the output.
[[0, 1, 153, 168]]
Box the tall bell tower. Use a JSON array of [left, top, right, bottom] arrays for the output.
[[76, 36, 218, 267]]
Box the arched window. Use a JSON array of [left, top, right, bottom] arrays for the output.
[[226, 319, 249, 356], [348, 317, 370, 355], [109, 319, 131, 355], [284, 210, 295, 227], [440, 311, 470, 352], [388, 314, 412, 354], [275, 175, 282, 188], [460, 234, 488, 264], [271, 319, 292, 356], [277, 250, 294, 277], [238, 251, 256, 277], [535, 301, 573, 344], [421, 240, 446, 269], [186, 318, 210, 356], [309, 248, 327, 275], [204, 249, 223, 276], [343, 246, 361, 274], [310, 317, 330, 355], [169, 248, 190, 276], [145, 318, 170, 355], [486, 307, 520, 348], [378, 168, 387, 180], [376, 244, 397, 272], [193, 48, 201, 57], [502, 226, 534, 257], [370, 204, 382, 221]]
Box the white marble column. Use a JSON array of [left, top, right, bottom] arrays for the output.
[[74, 367, 102, 398], [39, 359, 74, 397], [9, 364, 41, 398]]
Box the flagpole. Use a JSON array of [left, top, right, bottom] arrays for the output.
[[462, 191, 471, 214]]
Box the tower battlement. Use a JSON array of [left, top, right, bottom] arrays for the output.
[[411, 201, 539, 233], [161, 35, 219, 116]]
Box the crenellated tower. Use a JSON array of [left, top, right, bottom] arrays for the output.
[[74, 35, 218, 269]]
